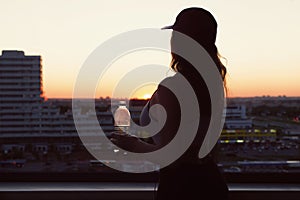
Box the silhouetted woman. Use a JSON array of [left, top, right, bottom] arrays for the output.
[[112, 7, 228, 200]]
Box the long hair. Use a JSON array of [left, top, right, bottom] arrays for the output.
[[170, 45, 226, 81], [170, 44, 227, 92]]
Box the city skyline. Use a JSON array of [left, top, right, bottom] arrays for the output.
[[1, 0, 300, 98], [0, 50, 299, 174]]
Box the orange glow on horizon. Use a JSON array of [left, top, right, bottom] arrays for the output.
[[43, 65, 300, 99], [44, 86, 300, 99]]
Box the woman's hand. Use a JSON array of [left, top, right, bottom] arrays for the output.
[[110, 132, 140, 151]]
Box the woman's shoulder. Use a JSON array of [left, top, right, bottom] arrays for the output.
[[152, 75, 178, 102], [158, 74, 176, 86], [149, 73, 188, 108], [156, 73, 182, 92]]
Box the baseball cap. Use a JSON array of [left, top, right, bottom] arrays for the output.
[[162, 7, 218, 44]]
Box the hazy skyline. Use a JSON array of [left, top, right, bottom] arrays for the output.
[[1, 0, 299, 98]]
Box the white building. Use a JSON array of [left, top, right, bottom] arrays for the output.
[[224, 105, 252, 129]]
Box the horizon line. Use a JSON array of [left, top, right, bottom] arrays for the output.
[[44, 95, 300, 100]]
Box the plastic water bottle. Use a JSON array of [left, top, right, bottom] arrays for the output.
[[114, 100, 131, 134]]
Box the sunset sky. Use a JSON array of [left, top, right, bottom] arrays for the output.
[[1, 0, 299, 98]]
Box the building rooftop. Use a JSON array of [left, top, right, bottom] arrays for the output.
[[1, 50, 25, 57]]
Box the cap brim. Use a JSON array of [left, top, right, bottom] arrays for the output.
[[161, 25, 173, 30]]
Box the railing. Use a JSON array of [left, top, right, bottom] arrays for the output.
[[0, 182, 300, 200]]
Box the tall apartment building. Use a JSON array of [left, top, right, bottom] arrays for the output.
[[0, 50, 44, 137], [0, 50, 115, 153]]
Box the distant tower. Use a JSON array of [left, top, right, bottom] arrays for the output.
[[0, 50, 44, 136]]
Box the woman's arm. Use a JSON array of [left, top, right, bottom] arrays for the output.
[[110, 133, 160, 153], [111, 78, 180, 153]]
